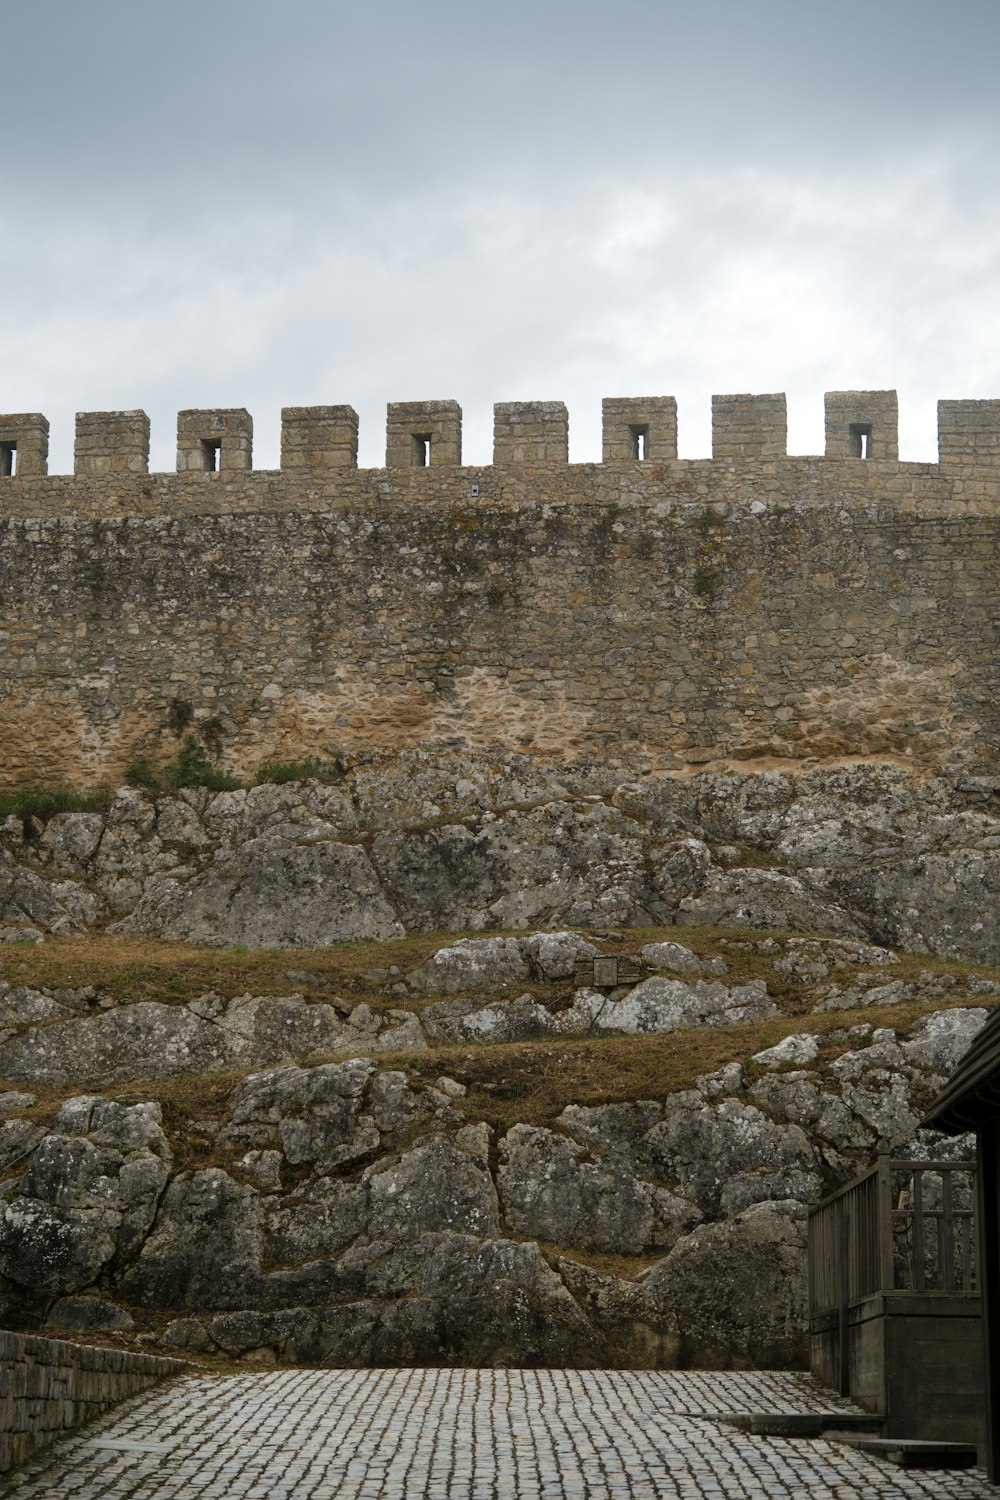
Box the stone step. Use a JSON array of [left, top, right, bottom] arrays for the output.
[[712, 1412, 882, 1439], [833, 1436, 979, 1469]]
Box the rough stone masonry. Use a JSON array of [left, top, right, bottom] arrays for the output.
[[1, 389, 999, 787]]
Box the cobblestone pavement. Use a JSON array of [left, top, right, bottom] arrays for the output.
[[1, 1368, 993, 1499]]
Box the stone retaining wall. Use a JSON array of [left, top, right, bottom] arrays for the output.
[[0, 1329, 187, 1475]]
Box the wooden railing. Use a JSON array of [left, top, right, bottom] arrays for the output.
[[809, 1154, 977, 1317], [809, 1154, 977, 1394]]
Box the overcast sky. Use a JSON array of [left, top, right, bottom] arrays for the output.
[[3, 0, 999, 471]]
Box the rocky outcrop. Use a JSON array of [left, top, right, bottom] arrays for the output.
[[1, 924, 995, 1089], [0, 1007, 983, 1367], [6, 755, 1000, 961]]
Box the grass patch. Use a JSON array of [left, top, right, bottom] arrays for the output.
[[254, 756, 347, 787], [0, 786, 110, 822], [536, 1243, 663, 1281], [3, 921, 999, 1015], [0, 931, 449, 1005], [126, 737, 241, 795]]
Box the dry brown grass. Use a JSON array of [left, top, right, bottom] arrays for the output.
[[2, 924, 997, 1141], [4, 922, 991, 1009], [0, 931, 447, 1004]]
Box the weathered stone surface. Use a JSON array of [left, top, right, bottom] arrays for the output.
[[262, 1178, 367, 1266], [365, 1135, 500, 1243], [642, 1201, 810, 1367], [412, 937, 530, 994], [119, 1169, 261, 1310], [0, 992, 410, 1088], [117, 838, 403, 948], [0, 847, 101, 935], [558, 1257, 682, 1366], [214, 1232, 603, 1367], [39, 813, 106, 868], [0, 1091, 36, 1115], [640, 941, 727, 977], [161, 1315, 213, 1352], [225, 1061, 379, 1172], [0, 1119, 44, 1171], [901, 1007, 990, 1074], [0, 995, 991, 1369], [752, 1034, 821, 1069], [46, 1295, 135, 1331], [678, 868, 863, 938], [521, 931, 598, 980], [497, 1124, 696, 1254], [0, 1003, 232, 1087], [645, 1097, 818, 1212], [565, 977, 776, 1035], [0, 1100, 169, 1296], [420, 993, 559, 1045], [9, 762, 1000, 963]]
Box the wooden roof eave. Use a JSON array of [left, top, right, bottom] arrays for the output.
[[924, 1009, 1000, 1134]]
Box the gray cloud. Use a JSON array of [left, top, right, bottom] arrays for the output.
[[2, 1, 999, 470]]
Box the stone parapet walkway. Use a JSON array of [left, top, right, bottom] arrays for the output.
[[0, 1367, 992, 1499]]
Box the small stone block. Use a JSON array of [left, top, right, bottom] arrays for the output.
[[281, 405, 358, 471], [712, 393, 787, 460], [386, 401, 462, 468], [592, 956, 619, 988], [0, 413, 49, 477], [602, 397, 678, 462], [177, 409, 253, 473]]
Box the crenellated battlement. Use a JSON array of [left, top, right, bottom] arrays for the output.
[[3, 391, 1000, 482], [3, 382, 1000, 792]]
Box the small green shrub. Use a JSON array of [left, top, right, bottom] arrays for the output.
[[124, 737, 242, 796], [125, 752, 161, 791], [166, 736, 241, 793], [254, 756, 346, 787]]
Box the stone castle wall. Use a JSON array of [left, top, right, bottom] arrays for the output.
[[1, 391, 999, 786], [0, 1329, 186, 1474]]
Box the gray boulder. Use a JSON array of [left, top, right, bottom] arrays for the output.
[[643, 1200, 809, 1367], [640, 941, 727, 977], [414, 937, 530, 994], [119, 1169, 261, 1310], [225, 1061, 379, 1172], [421, 993, 558, 1045], [678, 867, 863, 937], [0, 1099, 170, 1296], [366, 1134, 500, 1243], [0, 1002, 234, 1087], [520, 931, 597, 980], [645, 1097, 817, 1212], [39, 813, 105, 868], [46, 1295, 135, 1331], [117, 837, 403, 947], [563, 977, 776, 1035], [263, 1178, 367, 1266], [902, 1008, 989, 1074], [0, 1119, 44, 1172], [558, 1258, 681, 1367], [498, 1124, 696, 1254]]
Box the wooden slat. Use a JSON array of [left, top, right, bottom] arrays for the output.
[[878, 1153, 896, 1293], [913, 1169, 925, 1292], [942, 1171, 956, 1292]]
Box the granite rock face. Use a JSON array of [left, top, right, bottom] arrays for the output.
[[6, 757, 1000, 961], [0, 1005, 985, 1368]]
